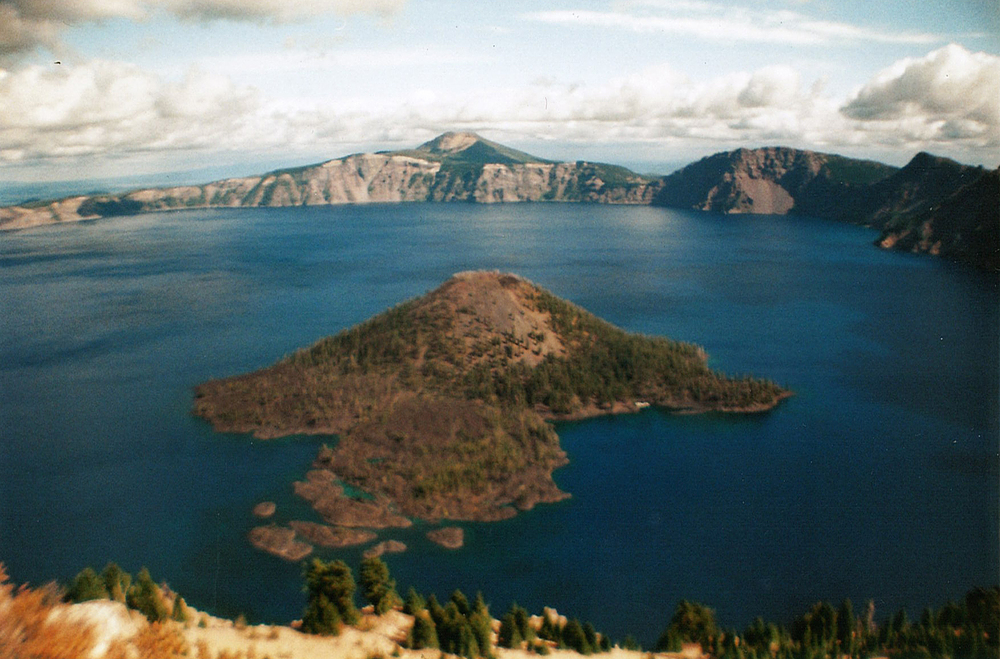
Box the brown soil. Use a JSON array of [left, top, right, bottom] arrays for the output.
[[363, 540, 408, 559], [293, 470, 412, 529], [288, 521, 378, 548], [247, 526, 313, 561], [426, 526, 465, 549], [253, 501, 277, 518]]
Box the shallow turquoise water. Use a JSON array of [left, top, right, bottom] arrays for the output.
[[1, 203, 996, 644]]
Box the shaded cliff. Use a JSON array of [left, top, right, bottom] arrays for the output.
[[876, 166, 999, 270], [859, 153, 988, 227], [0, 132, 655, 230], [652, 146, 897, 216], [652, 147, 998, 269]]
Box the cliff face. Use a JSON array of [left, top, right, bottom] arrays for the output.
[[652, 146, 897, 216], [0, 132, 655, 230], [3, 134, 995, 269], [859, 152, 987, 227], [876, 166, 999, 270], [651, 147, 997, 269]]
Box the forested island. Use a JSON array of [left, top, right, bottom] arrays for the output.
[[194, 271, 789, 557]]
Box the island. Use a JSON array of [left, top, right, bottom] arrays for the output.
[[194, 271, 791, 536], [427, 527, 465, 549]]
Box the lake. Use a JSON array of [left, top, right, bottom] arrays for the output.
[[0, 203, 996, 645]]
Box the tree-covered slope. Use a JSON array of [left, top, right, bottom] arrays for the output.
[[876, 166, 999, 270], [194, 272, 789, 524]]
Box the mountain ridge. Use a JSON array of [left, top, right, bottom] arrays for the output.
[[2, 133, 996, 269], [0, 132, 654, 230]]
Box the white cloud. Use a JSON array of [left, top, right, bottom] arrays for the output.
[[2, 44, 998, 176], [0, 0, 407, 59], [841, 44, 1000, 148], [0, 59, 270, 161], [195, 44, 478, 78], [522, 5, 939, 46], [162, 0, 405, 22]]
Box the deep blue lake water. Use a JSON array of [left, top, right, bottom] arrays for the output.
[[1, 203, 997, 645]]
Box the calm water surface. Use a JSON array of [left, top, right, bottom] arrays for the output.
[[1, 204, 997, 644]]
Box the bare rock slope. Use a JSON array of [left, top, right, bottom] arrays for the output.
[[0, 132, 655, 230]]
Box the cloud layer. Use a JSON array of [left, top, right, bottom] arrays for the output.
[[0, 0, 406, 58], [522, 5, 939, 46], [1, 44, 997, 173], [0, 60, 269, 161]]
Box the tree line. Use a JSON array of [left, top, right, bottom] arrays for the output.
[[63, 558, 998, 659], [653, 594, 999, 659]]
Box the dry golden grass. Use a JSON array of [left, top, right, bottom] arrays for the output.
[[132, 621, 189, 658], [0, 564, 96, 659]]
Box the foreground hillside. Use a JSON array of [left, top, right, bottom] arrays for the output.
[[5, 559, 998, 659], [194, 271, 788, 557]]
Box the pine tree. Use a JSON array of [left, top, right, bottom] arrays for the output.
[[65, 567, 108, 603], [473, 592, 489, 617], [302, 558, 358, 635], [359, 557, 400, 615], [469, 605, 494, 659], [171, 595, 190, 622], [513, 604, 534, 643], [837, 598, 856, 656], [539, 613, 561, 642], [101, 563, 131, 603], [657, 600, 718, 652], [126, 567, 168, 622], [582, 622, 598, 652], [451, 589, 471, 616], [562, 619, 591, 654], [403, 587, 426, 615], [302, 592, 341, 636], [427, 594, 446, 626], [499, 612, 523, 649], [409, 611, 439, 649]]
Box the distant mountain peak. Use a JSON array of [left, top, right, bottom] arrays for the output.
[[418, 131, 485, 154], [408, 131, 550, 166]]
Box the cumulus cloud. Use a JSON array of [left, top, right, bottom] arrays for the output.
[[0, 0, 406, 58], [0, 55, 832, 167], [841, 44, 1000, 147], [0, 59, 272, 161], [522, 5, 939, 46], [2, 44, 997, 176]]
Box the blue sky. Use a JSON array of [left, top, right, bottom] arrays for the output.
[[1, 0, 997, 182]]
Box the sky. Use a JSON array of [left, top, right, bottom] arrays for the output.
[[0, 0, 998, 184]]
